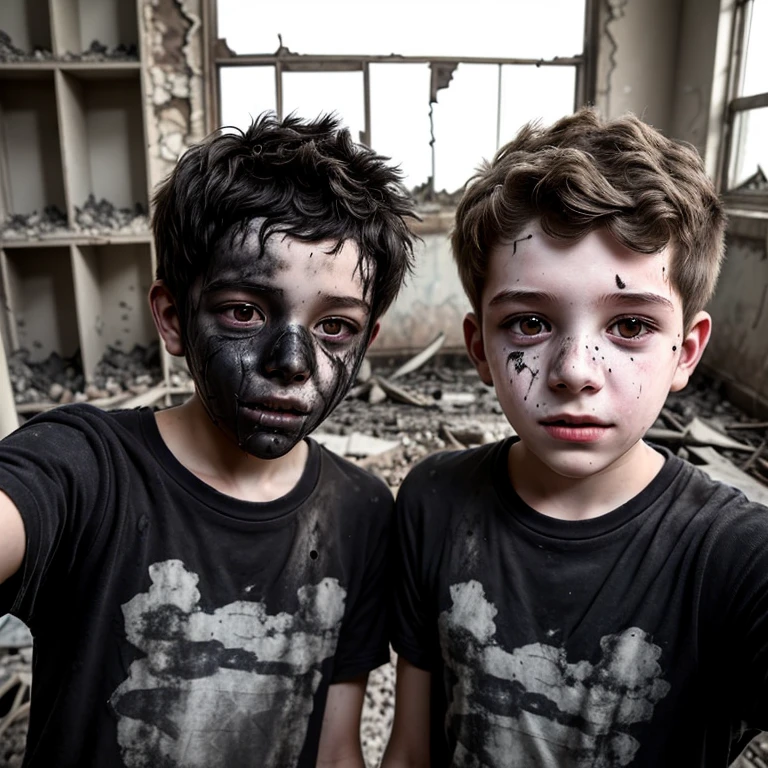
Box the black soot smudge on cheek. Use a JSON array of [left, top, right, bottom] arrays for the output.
[[508, 350, 526, 374]]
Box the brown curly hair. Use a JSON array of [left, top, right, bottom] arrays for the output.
[[452, 107, 726, 331]]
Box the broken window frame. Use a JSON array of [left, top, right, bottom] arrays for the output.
[[205, 0, 598, 207], [717, 0, 768, 210]]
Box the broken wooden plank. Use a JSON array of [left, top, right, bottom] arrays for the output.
[[390, 332, 446, 380], [726, 421, 768, 431], [688, 446, 768, 506], [118, 383, 168, 410], [684, 417, 754, 452], [374, 376, 432, 407]]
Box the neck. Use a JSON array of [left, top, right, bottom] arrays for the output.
[[508, 440, 664, 521], [155, 394, 308, 502]]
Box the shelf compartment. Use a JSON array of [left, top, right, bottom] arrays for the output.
[[0, 0, 53, 60], [56, 69, 149, 235], [71, 243, 155, 382], [0, 73, 68, 236], [50, 0, 139, 59], [0, 246, 78, 362]]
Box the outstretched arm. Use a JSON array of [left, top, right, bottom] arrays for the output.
[[380, 657, 431, 768], [316, 675, 368, 768], [0, 490, 24, 585]]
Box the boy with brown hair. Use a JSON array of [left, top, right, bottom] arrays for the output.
[[382, 108, 768, 767], [0, 113, 416, 767]]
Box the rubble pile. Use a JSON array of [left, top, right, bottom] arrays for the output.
[[74, 195, 149, 236], [0, 207, 68, 240], [0, 646, 32, 768], [2, 346, 768, 766], [8, 349, 84, 405], [85, 342, 163, 401], [0, 30, 53, 62], [60, 40, 139, 62], [8, 342, 162, 407]]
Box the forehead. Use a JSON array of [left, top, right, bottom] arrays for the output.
[[484, 225, 676, 306], [206, 220, 367, 293]]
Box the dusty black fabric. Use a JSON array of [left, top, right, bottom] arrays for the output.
[[0, 403, 392, 768], [391, 438, 768, 767]]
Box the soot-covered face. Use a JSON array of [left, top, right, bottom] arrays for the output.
[[182, 221, 374, 459]]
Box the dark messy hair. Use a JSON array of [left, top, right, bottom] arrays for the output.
[[452, 107, 726, 331], [153, 113, 417, 320]]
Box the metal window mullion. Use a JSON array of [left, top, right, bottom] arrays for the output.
[[363, 61, 371, 147], [275, 61, 283, 120]]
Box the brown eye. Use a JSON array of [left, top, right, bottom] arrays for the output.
[[519, 317, 545, 335], [321, 320, 343, 336], [233, 305, 255, 322], [616, 318, 643, 338]]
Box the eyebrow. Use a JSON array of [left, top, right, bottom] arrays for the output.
[[487, 289, 559, 308], [487, 288, 675, 313], [598, 291, 675, 312], [202, 279, 284, 296], [317, 294, 371, 313]]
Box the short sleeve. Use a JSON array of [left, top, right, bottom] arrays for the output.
[[699, 495, 768, 730], [0, 411, 110, 625], [329, 477, 394, 683], [390, 461, 439, 671]]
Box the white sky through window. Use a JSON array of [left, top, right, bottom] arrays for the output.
[[217, 0, 584, 192]]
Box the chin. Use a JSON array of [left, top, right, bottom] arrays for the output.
[[240, 431, 302, 459]]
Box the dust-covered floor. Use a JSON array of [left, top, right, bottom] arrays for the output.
[[2, 361, 768, 767]]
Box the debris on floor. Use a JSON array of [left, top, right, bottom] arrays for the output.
[[0, 643, 32, 768], [1, 355, 767, 768]]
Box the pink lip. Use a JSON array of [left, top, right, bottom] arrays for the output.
[[540, 416, 611, 443]]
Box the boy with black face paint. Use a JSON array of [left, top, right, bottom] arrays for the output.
[[382, 109, 768, 768], [0, 114, 416, 767]]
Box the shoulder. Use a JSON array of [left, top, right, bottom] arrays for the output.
[[398, 439, 507, 501], [3, 403, 137, 449], [314, 440, 394, 509]]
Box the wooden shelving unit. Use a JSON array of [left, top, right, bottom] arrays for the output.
[[0, 0, 169, 408]]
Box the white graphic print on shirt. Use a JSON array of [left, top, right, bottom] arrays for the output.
[[439, 580, 671, 768], [110, 559, 346, 767]]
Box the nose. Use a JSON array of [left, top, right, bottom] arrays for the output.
[[263, 327, 313, 383], [547, 337, 605, 394]]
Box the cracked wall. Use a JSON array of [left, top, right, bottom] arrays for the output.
[[140, 0, 206, 191]]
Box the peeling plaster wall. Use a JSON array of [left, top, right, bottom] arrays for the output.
[[593, 0, 683, 131], [373, 232, 469, 353], [703, 219, 768, 415], [668, 0, 721, 155], [140, 0, 206, 192]]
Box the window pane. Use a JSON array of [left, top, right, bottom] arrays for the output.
[[498, 65, 576, 145], [743, 0, 768, 97], [370, 64, 431, 191], [220, 66, 276, 130], [218, 0, 586, 59], [728, 106, 768, 192], [282, 71, 365, 141], [432, 64, 499, 194]]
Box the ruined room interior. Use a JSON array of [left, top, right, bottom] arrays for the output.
[[0, 0, 767, 765]]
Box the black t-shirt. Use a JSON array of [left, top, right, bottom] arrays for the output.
[[391, 438, 768, 767], [0, 403, 392, 768]]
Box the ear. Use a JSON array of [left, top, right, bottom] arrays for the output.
[[463, 312, 493, 386], [366, 321, 381, 351], [149, 280, 185, 357], [670, 311, 712, 392]]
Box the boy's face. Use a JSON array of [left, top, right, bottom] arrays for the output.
[[180, 221, 375, 459], [465, 223, 710, 482]]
